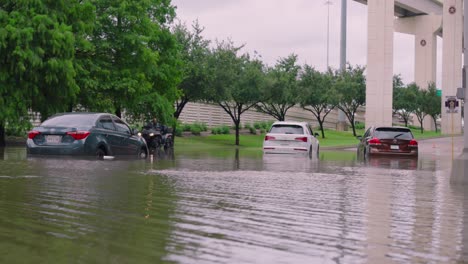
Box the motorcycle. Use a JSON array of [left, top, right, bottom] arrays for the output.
[[140, 125, 173, 154]]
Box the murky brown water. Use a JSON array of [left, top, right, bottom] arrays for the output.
[[1, 137, 468, 264]]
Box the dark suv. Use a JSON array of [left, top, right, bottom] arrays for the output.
[[357, 126, 418, 157]]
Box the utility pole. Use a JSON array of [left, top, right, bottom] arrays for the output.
[[340, 0, 347, 71], [337, 0, 347, 131], [450, 0, 468, 184], [325, 0, 333, 69]]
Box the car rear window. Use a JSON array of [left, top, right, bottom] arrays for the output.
[[41, 114, 97, 127], [375, 128, 413, 140], [269, 125, 304, 134]]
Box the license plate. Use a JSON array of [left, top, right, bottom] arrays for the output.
[[390, 145, 399, 150], [46, 135, 62, 144]]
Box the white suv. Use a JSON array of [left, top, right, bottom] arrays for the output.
[[263, 121, 320, 157]]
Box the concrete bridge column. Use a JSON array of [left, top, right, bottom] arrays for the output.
[[441, 0, 463, 135], [394, 15, 441, 131], [365, 0, 394, 128]]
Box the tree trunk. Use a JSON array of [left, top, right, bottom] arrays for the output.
[[318, 120, 325, 138], [174, 98, 188, 119], [115, 107, 122, 118], [350, 116, 356, 136], [235, 122, 240, 146], [433, 116, 438, 133], [171, 124, 177, 144], [419, 117, 424, 133], [0, 122, 5, 147], [279, 112, 285, 121]]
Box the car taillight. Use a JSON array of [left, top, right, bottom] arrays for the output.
[[264, 135, 276, 141], [409, 139, 418, 146], [368, 137, 381, 145], [28, 131, 40, 139], [295, 137, 308, 142], [66, 131, 90, 140]]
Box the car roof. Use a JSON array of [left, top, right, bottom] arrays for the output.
[[49, 112, 113, 118], [271, 121, 309, 126], [373, 126, 411, 130]]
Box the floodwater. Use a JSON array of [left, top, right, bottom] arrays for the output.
[[1, 137, 468, 264]]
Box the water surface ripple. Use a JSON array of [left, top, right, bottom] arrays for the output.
[[0, 144, 467, 264]]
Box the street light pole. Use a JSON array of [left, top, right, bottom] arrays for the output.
[[340, 0, 347, 71], [337, 0, 347, 131], [325, 0, 333, 70]]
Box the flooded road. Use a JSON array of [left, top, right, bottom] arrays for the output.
[[1, 137, 468, 264]]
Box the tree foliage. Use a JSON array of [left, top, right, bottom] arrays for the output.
[[76, 0, 180, 124], [172, 20, 211, 120], [333, 64, 366, 136], [422, 82, 441, 132], [256, 54, 300, 121], [207, 41, 263, 145], [299, 66, 336, 138], [0, 0, 89, 145], [392, 74, 413, 127], [405, 83, 427, 133]]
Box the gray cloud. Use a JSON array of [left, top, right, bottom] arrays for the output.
[[173, 0, 442, 86]]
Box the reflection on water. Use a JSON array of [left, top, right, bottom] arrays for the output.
[[1, 143, 468, 263]]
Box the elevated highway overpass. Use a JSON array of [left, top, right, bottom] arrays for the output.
[[350, 0, 462, 135]]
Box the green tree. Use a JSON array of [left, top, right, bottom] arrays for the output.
[[392, 74, 413, 127], [299, 66, 336, 138], [422, 82, 441, 132], [77, 0, 179, 124], [207, 41, 263, 146], [406, 83, 427, 133], [333, 64, 366, 136], [172, 20, 211, 120], [0, 0, 86, 145], [256, 54, 300, 121]]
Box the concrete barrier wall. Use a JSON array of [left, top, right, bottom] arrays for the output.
[[178, 102, 367, 130]]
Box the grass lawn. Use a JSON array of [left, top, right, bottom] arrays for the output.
[[175, 127, 444, 150]]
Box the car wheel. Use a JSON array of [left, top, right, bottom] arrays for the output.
[[164, 137, 173, 150], [364, 146, 370, 160], [96, 147, 106, 160], [138, 147, 148, 159]]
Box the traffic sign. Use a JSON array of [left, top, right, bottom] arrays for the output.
[[436, 89, 442, 97], [445, 96, 459, 113]]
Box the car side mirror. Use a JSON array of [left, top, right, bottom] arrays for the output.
[[314, 132, 319, 137], [132, 128, 139, 135], [356, 135, 363, 140]]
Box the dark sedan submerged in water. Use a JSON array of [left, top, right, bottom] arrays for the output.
[[27, 113, 148, 159]]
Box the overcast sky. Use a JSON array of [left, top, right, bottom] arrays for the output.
[[172, 0, 443, 86]]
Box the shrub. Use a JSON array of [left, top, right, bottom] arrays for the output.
[[249, 127, 257, 135], [191, 126, 202, 135], [244, 123, 252, 129], [192, 122, 208, 132], [220, 125, 230, 134], [174, 128, 183, 137], [181, 123, 191, 132], [260, 121, 270, 130], [211, 127, 221, 135], [253, 122, 262, 129], [5, 120, 32, 137], [354, 122, 365, 130], [259, 129, 265, 134]]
